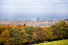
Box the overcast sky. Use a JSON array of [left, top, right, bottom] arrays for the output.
[[0, 0, 68, 20]]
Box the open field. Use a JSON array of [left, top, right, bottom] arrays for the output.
[[34, 39, 68, 45]]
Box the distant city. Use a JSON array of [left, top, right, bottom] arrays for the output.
[[0, 17, 68, 27]]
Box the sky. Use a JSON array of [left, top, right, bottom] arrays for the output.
[[0, 0, 68, 20]]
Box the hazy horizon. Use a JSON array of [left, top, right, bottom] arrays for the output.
[[0, 0, 68, 20]]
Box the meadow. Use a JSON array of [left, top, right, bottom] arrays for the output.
[[34, 39, 68, 45]]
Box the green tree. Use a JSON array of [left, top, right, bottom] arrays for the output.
[[25, 26, 35, 43], [52, 20, 68, 39], [9, 27, 29, 45], [0, 36, 3, 45]]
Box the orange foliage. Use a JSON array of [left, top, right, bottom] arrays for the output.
[[1, 30, 10, 45]]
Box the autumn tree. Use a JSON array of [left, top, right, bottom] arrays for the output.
[[0, 25, 13, 34], [45, 27, 57, 40], [32, 27, 46, 43], [1, 30, 10, 45]]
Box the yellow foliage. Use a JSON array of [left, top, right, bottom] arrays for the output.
[[1, 30, 10, 45]]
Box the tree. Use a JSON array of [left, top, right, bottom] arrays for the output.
[[1, 30, 10, 45], [25, 26, 35, 43], [23, 24, 26, 26], [52, 20, 68, 39], [9, 27, 29, 45], [45, 27, 56, 40], [0, 25, 12, 34], [32, 27, 46, 42], [0, 36, 3, 45]]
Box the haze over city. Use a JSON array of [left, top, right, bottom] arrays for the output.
[[0, 0, 68, 20]]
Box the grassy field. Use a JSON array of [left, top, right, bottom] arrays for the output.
[[34, 39, 68, 45]]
